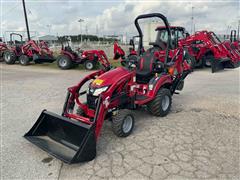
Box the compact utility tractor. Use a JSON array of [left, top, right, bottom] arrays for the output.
[[3, 33, 55, 65], [179, 31, 240, 72], [223, 30, 240, 53], [57, 42, 111, 70], [24, 13, 191, 164], [113, 36, 144, 68], [0, 38, 8, 60]]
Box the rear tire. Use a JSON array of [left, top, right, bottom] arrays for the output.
[[4, 50, 16, 64], [57, 55, 73, 70], [204, 55, 213, 67], [19, 55, 30, 66], [84, 60, 95, 70], [112, 109, 134, 137], [147, 88, 172, 117]]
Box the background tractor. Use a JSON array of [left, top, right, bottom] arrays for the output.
[[4, 33, 55, 65], [57, 40, 111, 70]]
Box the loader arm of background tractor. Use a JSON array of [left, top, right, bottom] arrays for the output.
[[22, 40, 42, 56], [96, 50, 111, 70]]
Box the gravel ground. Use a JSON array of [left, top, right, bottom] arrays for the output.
[[1, 64, 239, 180]]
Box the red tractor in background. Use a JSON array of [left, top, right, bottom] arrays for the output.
[[57, 41, 111, 70], [223, 30, 240, 53], [0, 38, 8, 61], [4, 33, 55, 65], [113, 36, 138, 61], [179, 30, 240, 72], [24, 13, 191, 164]]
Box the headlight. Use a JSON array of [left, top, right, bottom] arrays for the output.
[[92, 86, 109, 96]]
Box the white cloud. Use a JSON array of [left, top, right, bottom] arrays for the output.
[[1, 0, 239, 39]]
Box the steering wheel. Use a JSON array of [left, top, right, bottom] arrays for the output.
[[121, 55, 138, 68]]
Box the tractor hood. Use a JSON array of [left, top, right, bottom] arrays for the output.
[[90, 67, 131, 89]]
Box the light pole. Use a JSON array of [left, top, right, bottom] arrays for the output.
[[46, 24, 51, 35], [238, 19, 240, 40], [191, 5, 194, 34], [78, 19, 84, 44], [22, 0, 30, 40]]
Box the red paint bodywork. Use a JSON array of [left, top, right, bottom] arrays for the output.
[[8, 40, 54, 59], [59, 46, 110, 68], [63, 47, 190, 139], [179, 30, 240, 65], [0, 42, 8, 57]]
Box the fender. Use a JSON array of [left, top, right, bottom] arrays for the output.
[[148, 74, 172, 97], [62, 50, 75, 60]]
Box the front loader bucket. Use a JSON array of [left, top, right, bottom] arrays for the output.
[[33, 54, 55, 63], [211, 58, 231, 73], [24, 110, 96, 164]]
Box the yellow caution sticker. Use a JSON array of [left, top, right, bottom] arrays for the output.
[[93, 79, 104, 85]]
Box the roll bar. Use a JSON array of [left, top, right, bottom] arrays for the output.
[[134, 13, 171, 63], [230, 30, 236, 42], [10, 33, 23, 43]]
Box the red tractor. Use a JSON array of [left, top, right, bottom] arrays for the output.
[[57, 42, 111, 70], [179, 30, 240, 72], [113, 36, 138, 60], [223, 30, 240, 53], [0, 38, 8, 61], [24, 13, 191, 164], [4, 33, 55, 65]]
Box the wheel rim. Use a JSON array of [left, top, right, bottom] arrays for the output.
[[5, 53, 10, 61], [205, 60, 211, 66], [20, 57, 25, 64], [86, 62, 93, 69], [59, 58, 67, 67], [161, 95, 170, 111], [122, 115, 133, 133]]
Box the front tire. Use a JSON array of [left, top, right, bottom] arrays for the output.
[[19, 55, 30, 66], [112, 109, 135, 137], [186, 55, 196, 70], [147, 88, 172, 117], [84, 60, 95, 70], [57, 55, 73, 70], [4, 50, 16, 64]]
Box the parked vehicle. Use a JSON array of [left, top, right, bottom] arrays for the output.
[[24, 13, 191, 164], [57, 42, 111, 70], [0, 38, 8, 61], [3, 33, 55, 65]]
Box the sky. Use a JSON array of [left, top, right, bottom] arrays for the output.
[[0, 0, 239, 39]]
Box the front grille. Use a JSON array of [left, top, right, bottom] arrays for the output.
[[87, 94, 98, 109]]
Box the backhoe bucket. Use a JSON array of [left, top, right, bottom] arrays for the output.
[[24, 110, 96, 164]]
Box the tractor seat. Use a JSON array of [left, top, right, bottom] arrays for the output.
[[15, 45, 22, 53], [64, 46, 73, 52], [149, 39, 167, 50], [136, 52, 154, 84]]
